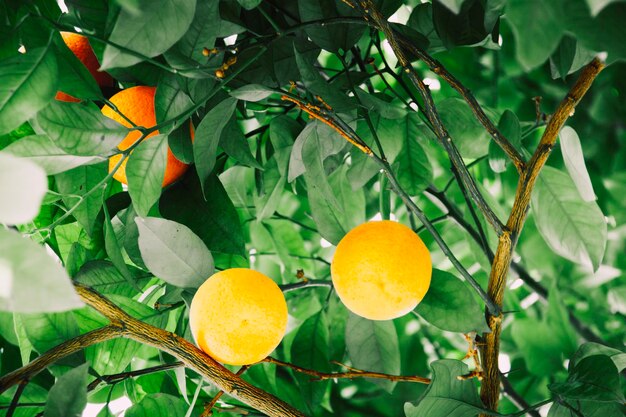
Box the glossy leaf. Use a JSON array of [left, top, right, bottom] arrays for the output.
[[126, 134, 167, 216], [404, 360, 486, 417], [2, 135, 101, 175], [0, 46, 57, 135], [345, 313, 401, 392], [136, 217, 213, 288], [101, 0, 196, 69], [125, 394, 187, 417], [416, 269, 490, 333], [35, 101, 128, 156], [532, 166, 607, 270], [438, 98, 496, 158], [43, 362, 89, 417], [549, 355, 624, 402], [559, 126, 596, 202], [230, 84, 275, 102], [193, 97, 237, 194]]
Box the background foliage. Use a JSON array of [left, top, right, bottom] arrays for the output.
[[0, 0, 625, 416]]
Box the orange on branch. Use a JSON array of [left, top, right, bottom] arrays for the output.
[[189, 269, 288, 366], [101, 86, 192, 187], [331, 220, 432, 320]]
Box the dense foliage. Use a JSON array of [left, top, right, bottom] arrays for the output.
[[0, 0, 624, 416]]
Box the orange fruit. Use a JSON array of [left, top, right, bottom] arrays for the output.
[[101, 86, 191, 187], [55, 32, 115, 102], [189, 269, 288, 365], [331, 220, 432, 320]]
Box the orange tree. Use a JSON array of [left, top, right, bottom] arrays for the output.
[[0, 1, 624, 416]]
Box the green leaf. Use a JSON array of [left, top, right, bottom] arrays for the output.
[[404, 360, 486, 417], [489, 110, 521, 173], [531, 166, 607, 270], [585, 0, 622, 15], [559, 126, 596, 202], [220, 117, 262, 169], [136, 217, 213, 288], [355, 90, 407, 120], [569, 342, 626, 372], [0, 45, 57, 135], [432, 0, 494, 49], [395, 133, 432, 196], [2, 135, 101, 175], [125, 394, 187, 417], [416, 269, 490, 333], [0, 228, 83, 313], [550, 355, 624, 402], [407, 3, 445, 53], [101, 0, 196, 69], [34, 101, 128, 156], [438, 0, 466, 14], [53, 34, 102, 101], [74, 261, 151, 297], [298, 0, 365, 53], [237, 0, 262, 9], [0, 153, 48, 225], [19, 312, 80, 354], [55, 162, 108, 236], [438, 98, 496, 158], [269, 115, 300, 176], [193, 97, 237, 194], [255, 156, 286, 221], [345, 313, 401, 392], [103, 203, 137, 291], [43, 362, 89, 417], [159, 172, 245, 256], [126, 134, 167, 216], [548, 400, 626, 417], [291, 311, 331, 413], [506, 0, 565, 70], [230, 84, 275, 102], [155, 74, 194, 131], [549, 36, 596, 79]]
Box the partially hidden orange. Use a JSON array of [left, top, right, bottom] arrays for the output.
[[56, 32, 115, 102], [101, 86, 191, 187]]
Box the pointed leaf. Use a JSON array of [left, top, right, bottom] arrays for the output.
[[35, 101, 128, 156], [532, 166, 607, 270], [101, 0, 196, 69], [126, 134, 168, 217], [43, 362, 89, 417], [0, 45, 58, 135], [560, 126, 596, 202], [136, 217, 213, 288]]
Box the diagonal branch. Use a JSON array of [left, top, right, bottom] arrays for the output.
[[281, 94, 500, 315], [395, 37, 526, 172], [72, 285, 305, 417], [263, 357, 431, 384], [348, 0, 506, 237], [479, 58, 605, 415]]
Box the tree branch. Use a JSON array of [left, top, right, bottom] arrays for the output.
[[263, 357, 431, 384], [87, 362, 185, 392], [479, 58, 604, 415], [348, 0, 506, 237], [0, 326, 122, 394], [280, 94, 499, 315], [71, 285, 305, 417]]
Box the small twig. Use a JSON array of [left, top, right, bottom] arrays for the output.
[[279, 279, 333, 292], [263, 357, 431, 384], [5, 379, 29, 417], [87, 362, 184, 391], [201, 366, 249, 417]]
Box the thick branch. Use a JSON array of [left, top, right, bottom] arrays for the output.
[[350, 0, 506, 236], [263, 357, 431, 384], [73, 285, 305, 417], [479, 58, 604, 414], [0, 326, 122, 394]]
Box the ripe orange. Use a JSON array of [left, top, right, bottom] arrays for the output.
[[55, 32, 115, 102], [189, 269, 288, 365], [331, 220, 432, 320], [101, 86, 191, 187]]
